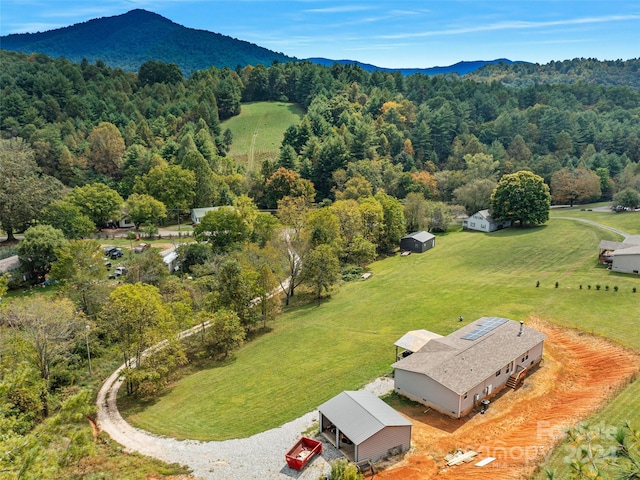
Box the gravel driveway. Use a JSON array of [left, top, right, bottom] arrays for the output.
[[96, 359, 394, 480]]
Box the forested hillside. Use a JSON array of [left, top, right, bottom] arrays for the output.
[[0, 9, 295, 76], [2, 48, 640, 479], [1, 49, 639, 212], [470, 57, 640, 90]]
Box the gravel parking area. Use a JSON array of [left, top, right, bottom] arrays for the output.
[[97, 363, 394, 480]]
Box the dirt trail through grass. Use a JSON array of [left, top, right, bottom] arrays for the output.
[[377, 319, 640, 480]]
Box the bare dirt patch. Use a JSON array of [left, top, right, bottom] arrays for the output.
[[376, 319, 640, 480]]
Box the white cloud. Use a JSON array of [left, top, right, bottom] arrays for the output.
[[381, 14, 640, 39]]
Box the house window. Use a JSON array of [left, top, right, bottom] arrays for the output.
[[496, 370, 501, 377]]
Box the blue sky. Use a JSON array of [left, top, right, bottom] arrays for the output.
[[1, 1, 639, 68]]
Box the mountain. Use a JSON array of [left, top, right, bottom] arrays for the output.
[[0, 9, 295, 76], [306, 58, 520, 76]]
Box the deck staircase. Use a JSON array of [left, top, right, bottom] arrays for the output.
[[506, 366, 527, 389]]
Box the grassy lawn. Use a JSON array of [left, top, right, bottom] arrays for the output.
[[122, 215, 640, 441], [550, 204, 640, 234], [222, 101, 305, 171]]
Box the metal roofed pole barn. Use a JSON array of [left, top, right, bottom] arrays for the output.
[[318, 391, 412, 463]]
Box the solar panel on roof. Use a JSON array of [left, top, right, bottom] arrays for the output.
[[461, 317, 508, 341]]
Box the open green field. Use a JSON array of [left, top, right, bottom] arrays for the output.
[[222, 101, 305, 171], [122, 212, 640, 442]]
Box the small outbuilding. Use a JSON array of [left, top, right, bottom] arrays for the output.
[[462, 209, 511, 232], [318, 390, 412, 463], [400, 231, 435, 253], [393, 317, 546, 418]]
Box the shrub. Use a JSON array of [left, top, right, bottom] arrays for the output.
[[614, 286, 618, 292], [579, 285, 582, 289], [633, 287, 637, 293], [329, 458, 363, 480], [555, 282, 559, 288], [605, 285, 609, 291], [588, 285, 591, 290], [596, 285, 601, 290]]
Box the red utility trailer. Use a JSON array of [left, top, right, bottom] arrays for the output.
[[285, 436, 323, 470]]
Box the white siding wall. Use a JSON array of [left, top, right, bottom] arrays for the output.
[[394, 370, 460, 417], [357, 426, 411, 462], [612, 254, 640, 274]]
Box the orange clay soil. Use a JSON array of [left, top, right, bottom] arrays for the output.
[[376, 319, 640, 480]]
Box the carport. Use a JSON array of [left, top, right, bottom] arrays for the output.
[[318, 390, 412, 463]]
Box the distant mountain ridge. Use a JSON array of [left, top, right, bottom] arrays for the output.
[[1, 9, 517, 77], [0, 9, 295, 76], [306, 58, 520, 76]]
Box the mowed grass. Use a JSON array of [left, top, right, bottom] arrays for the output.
[[122, 215, 640, 441], [222, 101, 305, 171]]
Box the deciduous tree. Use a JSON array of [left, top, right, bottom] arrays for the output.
[[39, 200, 95, 239], [194, 207, 248, 252], [453, 178, 497, 215], [100, 283, 172, 395], [550, 167, 602, 206], [88, 122, 126, 176], [0, 138, 64, 242], [66, 183, 124, 229], [197, 309, 245, 358], [491, 171, 551, 226], [2, 297, 81, 414], [124, 193, 167, 230], [136, 165, 196, 214], [17, 225, 68, 282], [50, 239, 109, 317], [304, 244, 340, 303], [613, 188, 640, 209]]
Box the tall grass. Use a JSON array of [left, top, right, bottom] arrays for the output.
[[222, 101, 304, 171]]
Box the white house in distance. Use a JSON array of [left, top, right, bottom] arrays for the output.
[[190, 207, 220, 225], [392, 317, 546, 418], [462, 209, 511, 232]]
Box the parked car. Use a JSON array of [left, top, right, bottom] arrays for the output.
[[133, 243, 150, 254], [108, 266, 127, 279], [110, 248, 124, 259], [103, 259, 112, 270]]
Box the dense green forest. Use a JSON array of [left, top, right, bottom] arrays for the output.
[[1, 49, 640, 478], [1, 49, 639, 209]]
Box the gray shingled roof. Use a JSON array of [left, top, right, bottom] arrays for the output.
[[318, 391, 412, 445], [392, 318, 547, 395]]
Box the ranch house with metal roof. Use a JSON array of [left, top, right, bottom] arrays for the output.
[[318, 390, 412, 463], [392, 317, 546, 418]]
